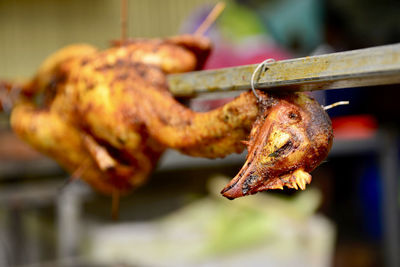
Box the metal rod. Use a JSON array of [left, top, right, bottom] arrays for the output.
[[168, 43, 400, 96]]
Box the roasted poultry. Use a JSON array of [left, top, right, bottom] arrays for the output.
[[6, 34, 333, 199]]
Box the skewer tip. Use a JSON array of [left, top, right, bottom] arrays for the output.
[[323, 101, 350, 110]]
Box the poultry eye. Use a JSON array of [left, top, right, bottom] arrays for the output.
[[288, 111, 300, 121]]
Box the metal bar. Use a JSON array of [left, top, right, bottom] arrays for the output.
[[168, 43, 400, 96], [57, 181, 88, 261]]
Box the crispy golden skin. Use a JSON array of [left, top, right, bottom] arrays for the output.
[[9, 35, 333, 198]]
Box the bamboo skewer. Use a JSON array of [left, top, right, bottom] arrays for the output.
[[194, 2, 226, 36]]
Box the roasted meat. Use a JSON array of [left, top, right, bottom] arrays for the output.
[[7, 34, 333, 198]]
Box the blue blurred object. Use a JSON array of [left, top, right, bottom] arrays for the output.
[[358, 157, 383, 240]]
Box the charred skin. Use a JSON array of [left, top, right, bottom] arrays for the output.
[[8, 34, 333, 197]]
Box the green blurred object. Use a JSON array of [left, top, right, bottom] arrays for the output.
[[86, 176, 335, 266], [218, 1, 267, 42], [206, 201, 275, 254], [203, 177, 323, 255]]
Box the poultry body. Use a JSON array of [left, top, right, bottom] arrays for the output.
[[8, 35, 333, 199]]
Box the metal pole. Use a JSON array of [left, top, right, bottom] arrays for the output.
[[379, 127, 400, 267], [56, 182, 83, 261]]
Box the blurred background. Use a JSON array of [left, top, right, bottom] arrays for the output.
[[0, 0, 399, 266]]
